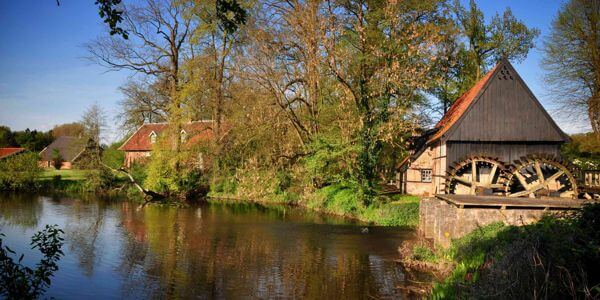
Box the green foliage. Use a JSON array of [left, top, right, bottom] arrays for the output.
[[413, 245, 437, 263], [51, 149, 63, 170], [144, 143, 207, 197], [431, 205, 600, 299], [0, 126, 16, 147], [0, 225, 64, 299], [83, 168, 119, 192], [562, 132, 600, 169], [0, 152, 42, 191], [12, 128, 54, 152], [362, 196, 420, 227], [102, 141, 125, 170], [303, 136, 360, 188], [315, 183, 363, 214]]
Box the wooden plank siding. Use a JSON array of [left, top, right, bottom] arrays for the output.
[[446, 142, 561, 167], [445, 63, 568, 142]]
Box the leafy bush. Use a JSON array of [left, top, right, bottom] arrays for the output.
[[303, 137, 360, 188], [0, 152, 41, 191], [83, 168, 119, 192], [0, 225, 64, 299], [101, 142, 125, 170]]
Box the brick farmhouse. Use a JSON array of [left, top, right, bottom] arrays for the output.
[[119, 121, 214, 168]]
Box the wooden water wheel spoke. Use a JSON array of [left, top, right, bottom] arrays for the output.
[[505, 154, 578, 199], [514, 172, 529, 190], [446, 156, 507, 195], [454, 176, 472, 186], [488, 165, 498, 185], [544, 170, 564, 184], [534, 162, 545, 182], [509, 189, 534, 198]]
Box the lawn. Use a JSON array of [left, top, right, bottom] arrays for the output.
[[38, 169, 89, 181]]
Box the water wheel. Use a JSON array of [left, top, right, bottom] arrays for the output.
[[445, 156, 507, 195], [505, 154, 578, 198]]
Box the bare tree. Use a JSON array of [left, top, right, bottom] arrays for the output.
[[81, 103, 108, 144], [240, 0, 325, 145], [543, 0, 600, 138], [118, 79, 169, 132], [86, 0, 193, 121]]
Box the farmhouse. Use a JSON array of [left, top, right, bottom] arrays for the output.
[[119, 121, 214, 168], [39, 136, 94, 169], [0, 147, 26, 160], [397, 59, 572, 197]]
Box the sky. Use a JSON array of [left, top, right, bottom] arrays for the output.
[[0, 0, 591, 144]]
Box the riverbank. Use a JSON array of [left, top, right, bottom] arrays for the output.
[[209, 187, 420, 227], [401, 203, 600, 298]]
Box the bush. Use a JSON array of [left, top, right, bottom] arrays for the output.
[[0, 225, 64, 299], [101, 142, 125, 170], [0, 152, 41, 191]]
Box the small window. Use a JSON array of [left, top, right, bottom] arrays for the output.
[[180, 129, 187, 143], [149, 131, 157, 144], [421, 169, 432, 183]]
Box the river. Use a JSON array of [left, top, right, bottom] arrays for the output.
[[0, 193, 424, 299]]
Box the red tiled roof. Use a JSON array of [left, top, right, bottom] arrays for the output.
[[427, 63, 500, 143], [0, 147, 25, 159], [118, 121, 214, 151]]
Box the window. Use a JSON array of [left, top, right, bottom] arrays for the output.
[[421, 169, 432, 182], [180, 129, 187, 143], [149, 131, 157, 144]]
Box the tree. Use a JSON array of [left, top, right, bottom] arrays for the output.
[[12, 129, 53, 152], [430, 0, 540, 113], [543, 0, 600, 138], [51, 123, 85, 138], [81, 104, 108, 144], [324, 0, 446, 201], [0, 126, 16, 147], [118, 80, 169, 132], [51, 149, 63, 170]]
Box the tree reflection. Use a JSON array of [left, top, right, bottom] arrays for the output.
[[117, 202, 410, 299], [0, 194, 43, 228], [63, 198, 107, 276]]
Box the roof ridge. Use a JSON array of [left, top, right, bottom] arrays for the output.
[[427, 61, 502, 143]]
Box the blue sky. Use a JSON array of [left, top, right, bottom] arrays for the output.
[[0, 0, 590, 143]]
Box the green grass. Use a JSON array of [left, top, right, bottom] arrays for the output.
[[311, 184, 420, 227], [38, 169, 89, 181]]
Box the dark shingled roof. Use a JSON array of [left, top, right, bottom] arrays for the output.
[[39, 136, 86, 162]]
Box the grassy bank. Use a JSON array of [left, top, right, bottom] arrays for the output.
[[210, 179, 420, 227], [38, 169, 89, 181], [408, 204, 600, 299]]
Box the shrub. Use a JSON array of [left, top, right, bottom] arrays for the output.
[[0, 152, 41, 191], [0, 225, 64, 299]]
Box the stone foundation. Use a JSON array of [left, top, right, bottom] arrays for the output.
[[419, 197, 567, 248]]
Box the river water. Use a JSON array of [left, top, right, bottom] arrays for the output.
[[0, 193, 423, 299]]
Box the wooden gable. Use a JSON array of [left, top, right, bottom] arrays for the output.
[[443, 60, 569, 143]]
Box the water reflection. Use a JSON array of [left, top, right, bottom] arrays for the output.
[[0, 194, 419, 299], [0, 193, 43, 228]]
